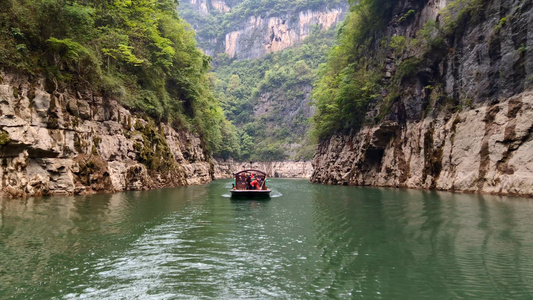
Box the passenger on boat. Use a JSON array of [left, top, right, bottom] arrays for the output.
[[251, 178, 259, 190], [246, 175, 252, 189]]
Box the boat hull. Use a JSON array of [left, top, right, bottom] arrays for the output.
[[230, 189, 271, 199]]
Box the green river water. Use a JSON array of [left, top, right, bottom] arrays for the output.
[[1, 179, 533, 299]]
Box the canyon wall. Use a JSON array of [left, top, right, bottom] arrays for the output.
[[311, 0, 533, 196], [189, 0, 230, 15], [224, 8, 345, 59], [313, 91, 533, 196], [180, 0, 348, 60], [0, 73, 213, 198]]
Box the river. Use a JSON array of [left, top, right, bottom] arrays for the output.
[[1, 179, 533, 299]]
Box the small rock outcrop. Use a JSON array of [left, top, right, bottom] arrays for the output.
[[0, 73, 213, 198]]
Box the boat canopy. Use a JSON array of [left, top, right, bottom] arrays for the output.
[[233, 169, 268, 176]]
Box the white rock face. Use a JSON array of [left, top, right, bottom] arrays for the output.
[[312, 92, 533, 197], [181, 1, 348, 60], [211, 0, 230, 13], [0, 73, 213, 198], [189, 0, 209, 15], [224, 8, 346, 59]]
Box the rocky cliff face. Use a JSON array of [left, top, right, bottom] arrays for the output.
[[224, 8, 345, 59], [0, 72, 213, 198], [214, 160, 313, 179], [180, 0, 348, 60], [189, 0, 230, 15], [313, 91, 533, 196], [312, 0, 533, 196]]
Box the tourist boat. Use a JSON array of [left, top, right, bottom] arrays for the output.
[[231, 169, 271, 198]]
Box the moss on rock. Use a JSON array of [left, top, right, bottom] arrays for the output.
[[135, 119, 175, 171], [0, 131, 10, 146]]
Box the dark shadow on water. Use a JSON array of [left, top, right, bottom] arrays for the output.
[[230, 195, 272, 201], [230, 197, 272, 210]]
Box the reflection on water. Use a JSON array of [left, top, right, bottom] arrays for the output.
[[1, 180, 533, 299], [309, 186, 533, 299]]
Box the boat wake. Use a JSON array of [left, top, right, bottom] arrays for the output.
[[269, 190, 283, 198]]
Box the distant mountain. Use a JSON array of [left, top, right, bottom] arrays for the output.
[[179, 0, 349, 161], [179, 0, 348, 60]]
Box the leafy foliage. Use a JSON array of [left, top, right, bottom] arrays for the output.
[[212, 26, 337, 161], [0, 130, 10, 146], [0, 0, 227, 154], [312, 0, 487, 141], [312, 0, 395, 140]]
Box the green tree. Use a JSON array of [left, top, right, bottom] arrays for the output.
[[211, 25, 339, 160], [0, 0, 234, 156]]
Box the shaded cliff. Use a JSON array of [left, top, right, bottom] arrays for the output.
[[311, 0, 533, 196], [0, 73, 213, 198]]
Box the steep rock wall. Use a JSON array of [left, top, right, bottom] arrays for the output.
[[189, 0, 230, 15], [313, 91, 533, 196], [252, 84, 316, 159], [0, 73, 213, 198], [224, 8, 345, 59], [312, 0, 533, 196], [180, 0, 348, 60]]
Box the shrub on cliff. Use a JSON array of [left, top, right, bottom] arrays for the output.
[[0, 0, 230, 155], [311, 0, 492, 141], [312, 0, 395, 140], [212, 26, 337, 161]]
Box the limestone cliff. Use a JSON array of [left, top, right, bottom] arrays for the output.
[[0, 73, 213, 198], [180, 0, 348, 60], [188, 0, 230, 15], [224, 8, 345, 59], [311, 0, 533, 196], [313, 91, 533, 196]]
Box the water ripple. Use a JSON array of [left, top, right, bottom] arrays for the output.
[[1, 181, 533, 299]]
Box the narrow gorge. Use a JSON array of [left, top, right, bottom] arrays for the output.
[[2, 0, 531, 198], [3, 1, 533, 298], [180, 0, 349, 163]]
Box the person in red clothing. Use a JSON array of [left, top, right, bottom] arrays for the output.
[[251, 178, 259, 190]]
